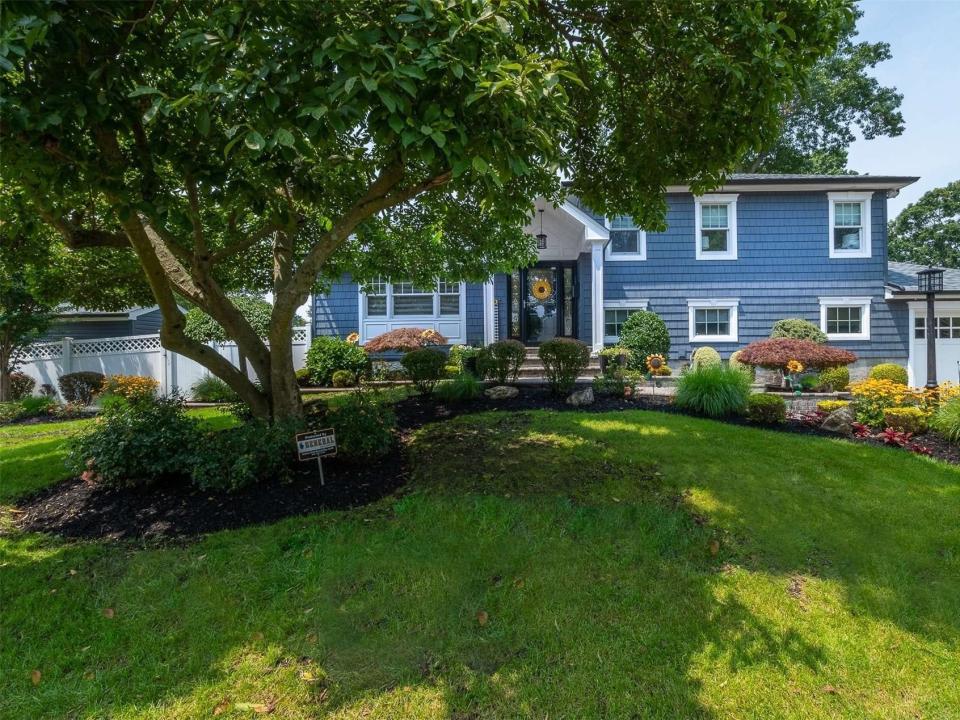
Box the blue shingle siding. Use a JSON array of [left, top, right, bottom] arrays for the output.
[[577, 252, 592, 344], [132, 309, 163, 335], [313, 275, 359, 340], [602, 191, 906, 362], [465, 283, 484, 345], [41, 320, 135, 342]]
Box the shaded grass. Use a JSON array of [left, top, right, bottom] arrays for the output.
[[2, 409, 959, 718]]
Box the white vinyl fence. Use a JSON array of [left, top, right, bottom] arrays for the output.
[[15, 329, 308, 400]]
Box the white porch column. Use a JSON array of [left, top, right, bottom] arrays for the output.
[[590, 241, 605, 353], [482, 279, 496, 345]]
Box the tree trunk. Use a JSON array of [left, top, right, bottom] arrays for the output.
[[0, 344, 12, 402], [267, 321, 303, 421]]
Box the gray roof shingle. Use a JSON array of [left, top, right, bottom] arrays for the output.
[[888, 261, 960, 292]]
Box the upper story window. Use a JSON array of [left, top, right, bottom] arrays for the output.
[[694, 195, 738, 260], [362, 277, 462, 319], [819, 297, 871, 340], [687, 299, 739, 342], [605, 216, 646, 261], [828, 192, 872, 259]]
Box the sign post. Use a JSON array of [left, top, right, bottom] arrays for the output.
[[295, 429, 337, 485]]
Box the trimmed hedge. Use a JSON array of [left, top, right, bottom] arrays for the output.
[[691, 346, 721, 370], [868, 363, 908, 385], [618, 311, 670, 372], [539, 338, 590, 395], [816, 365, 850, 392], [745, 393, 787, 424]]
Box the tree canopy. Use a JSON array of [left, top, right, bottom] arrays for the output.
[[0, 0, 855, 419], [740, 7, 903, 173], [889, 180, 960, 268]]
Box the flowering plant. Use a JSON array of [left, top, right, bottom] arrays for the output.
[[786, 359, 804, 374], [345, 332, 360, 345], [101, 375, 159, 403]]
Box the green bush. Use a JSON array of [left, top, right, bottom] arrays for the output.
[[932, 398, 960, 443], [448, 345, 481, 374], [539, 338, 590, 395], [869, 363, 908, 385], [189, 419, 300, 491], [691, 346, 721, 370], [477, 339, 525, 384], [19, 395, 57, 418], [883, 407, 927, 434], [401, 348, 447, 393], [67, 397, 201, 486], [674, 366, 752, 418], [618, 311, 670, 371], [190, 375, 240, 403], [58, 371, 105, 404], [770, 318, 827, 343], [9, 372, 35, 401], [307, 391, 395, 461], [593, 373, 627, 397], [745, 393, 787, 424], [332, 369, 356, 388], [434, 373, 482, 403], [728, 350, 755, 381], [816, 365, 850, 392], [800, 375, 819, 391], [295, 367, 312, 387], [305, 336, 368, 386]]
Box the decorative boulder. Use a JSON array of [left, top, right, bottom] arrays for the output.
[[821, 405, 855, 436], [484, 385, 519, 400], [566, 387, 595, 406]]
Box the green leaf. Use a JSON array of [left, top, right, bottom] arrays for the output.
[[197, 108, 210, 137], [430, 131, 445, 148], [344, 76, 357, 95], [361, 77, 378, 92], [377, 89, 397, 113], [142, 98, 161, 124], [471, 156, 489, 174], [265, 92, 280, 112], [128, 86, 162, 98], [388, 115, 405, 134], [244, 130, 265, 151], [396, 13, 419, 22], [274, 128, 295, 147]]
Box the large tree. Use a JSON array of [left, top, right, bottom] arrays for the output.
[[889, 180, 960, 268], [740, 7, 904, 173], [1, 0, 853, 420]]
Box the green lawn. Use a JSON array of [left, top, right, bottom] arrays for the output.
[[2, 408, 958, 719]]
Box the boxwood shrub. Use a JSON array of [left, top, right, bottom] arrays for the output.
[[477, 339, 525, 384], [617, 311, 670, 372], [868, 363, 908, 385], [745, 393, 787, 424], [691, 346, 721, 370], [770, 318, 827, 343], [816, 365, 850, 392], [539, 338, 590, 395]]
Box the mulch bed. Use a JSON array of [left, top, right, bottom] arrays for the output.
[[10, 387, 956, 543]]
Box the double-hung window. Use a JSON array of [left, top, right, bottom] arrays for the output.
[[819, 297, 871, 340], [392, 280, 435, 316], [362, 277, 462, 319], [605, 216, 646, 260], [694, 195, 738, 260], [687, 299, 738, 342], [828, 192, 872, 259], [365, 277, 388, 317], [603, 300, 649, 343]]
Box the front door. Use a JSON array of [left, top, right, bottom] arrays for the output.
[[512, 263, 577, 344]]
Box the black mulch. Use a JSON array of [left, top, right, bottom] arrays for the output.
[[11, 387, 958, 543]]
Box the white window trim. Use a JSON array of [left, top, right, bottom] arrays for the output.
[[694, 194, 738, 261], [828, 191, 872, 259], [602, 299, 649, 344], [688, 299, 739, 343], [603, 217, 646, 261], [358, 279, 466, 341], [819, 296, 871, 341]]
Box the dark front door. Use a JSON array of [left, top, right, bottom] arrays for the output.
[[511, 263, 577, 344]]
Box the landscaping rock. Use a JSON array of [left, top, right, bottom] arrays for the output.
[[821, 406, 855, 436], [484, 385, 519, 400], [566, 387, 594, 406]]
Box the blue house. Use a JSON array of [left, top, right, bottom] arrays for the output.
[[313, 173, 951, 383]]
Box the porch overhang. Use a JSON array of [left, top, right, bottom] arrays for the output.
[[523, 199, 609, 261]]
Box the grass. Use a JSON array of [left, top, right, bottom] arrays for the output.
[[1, 408, 959, 718]]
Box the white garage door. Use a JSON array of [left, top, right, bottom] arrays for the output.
[[913, 307, 960, 387]]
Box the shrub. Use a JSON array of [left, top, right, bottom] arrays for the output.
[[593, 373, 627, 397], [190, 375, 240, 403], [448, 345, 481, 373], [101, 375, 159, 403], [599, 346, 632, 369], [295, 367, 312, 387], [306, 391, 395, 460], [331, 369, 357, 388], [728, 350, 755, 380], [817, 400, 850, 414], [770, 318, 827, 343], [9, 372, 35, 400], [848, 378, 910, 428], [58, 371, 105, 404], [19, 395, 57, 418], [816, 366, 850, 392], [477, 339, 525, 384], [932, 398, 960, 443], [539, 338, 590, 395], [883, 407, 927, 434], [800, 375, 820, 392], [674, 366, 751, 418], [691, 346, 722, 370], [401, 348, 446, 393], [189, 419, 299, 491], [617, 311, 670, 371], [67, 396, 200, 486], [736, 338, 856, 370], [364, 327, 446, 353], [434, 373, 482, 403], [746, 393, 787, 424], [305, 336, 368, 386], [869, 363, 908, 385]]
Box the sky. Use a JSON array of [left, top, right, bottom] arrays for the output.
[[846, 0, 960, 218]]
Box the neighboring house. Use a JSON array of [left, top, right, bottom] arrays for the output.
[[40, 306, 165, 342], [887, 262, 960, 387], [313, 173, 930, 380]]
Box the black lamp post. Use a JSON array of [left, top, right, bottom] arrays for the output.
[[918, 266, 945, 389]]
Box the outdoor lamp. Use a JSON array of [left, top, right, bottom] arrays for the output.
[[919, 266, 945, 389]]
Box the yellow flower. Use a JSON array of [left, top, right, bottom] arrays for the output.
[[786, 360, 804, 374], [646, 353, 665, 370], [345, 332, 360, 345]]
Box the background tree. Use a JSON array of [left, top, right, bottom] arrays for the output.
[[740, 7, 904, 173], [1, 0, 853, 420], [889, 180, 960, 268]]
